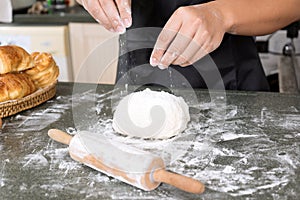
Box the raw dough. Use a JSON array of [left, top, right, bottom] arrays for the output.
[[112, 88, 190, 139]]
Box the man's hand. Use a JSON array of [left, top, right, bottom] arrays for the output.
[[78, 0, 132, 33], [150, 4, 226, 69], [150, 0, 300, 69]]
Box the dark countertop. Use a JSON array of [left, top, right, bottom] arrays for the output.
[[12, 5, 96, 25], [0, 82, 299, 199]]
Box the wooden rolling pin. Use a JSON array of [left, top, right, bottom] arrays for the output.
[[48, 129, 205, 194]]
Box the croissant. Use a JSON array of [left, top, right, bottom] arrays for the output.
[[0, 73, 36, 102], [25, 52, 59, 88], [0, 45, 34, 74]]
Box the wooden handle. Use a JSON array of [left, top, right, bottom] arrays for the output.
[[153, 169, 205, 194], [48, 129, 73, 145]]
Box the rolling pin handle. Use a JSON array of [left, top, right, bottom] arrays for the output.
[[153, 169, 205, 194], [48, 129, 73, 145]]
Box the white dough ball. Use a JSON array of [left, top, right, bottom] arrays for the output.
[[112, 88, 190, 139]]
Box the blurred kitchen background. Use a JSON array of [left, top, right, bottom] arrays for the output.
[[0, 0, 299, 93]]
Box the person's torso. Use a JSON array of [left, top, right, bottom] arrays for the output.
[[117, 0, 269, 91]]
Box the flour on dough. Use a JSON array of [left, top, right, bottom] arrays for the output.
[[112, 88, 190, 139]]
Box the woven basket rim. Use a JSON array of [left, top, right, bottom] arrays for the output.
[[0, 82, 57, 118]]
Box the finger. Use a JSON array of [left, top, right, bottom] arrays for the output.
[[173, 38, 203, 66], [99, 0, 125, 33], [180, 48, 206, 67], [150, 17, 182, 68], [183, 42, 211, 66], [172, 54, 189, 66], [160, 24, 196, 68], [115, 0, 132, 28], [82, 0, 112, 31], [158, 50, 179, 69], [150, 49, 165, 68], [150, 29, 178, 68], [175, 27, 212, 66], [183, 30, 218, 66]]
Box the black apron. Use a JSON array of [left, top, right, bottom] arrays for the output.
[[116, 0, 270, 91]]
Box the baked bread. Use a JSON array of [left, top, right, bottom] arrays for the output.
[[25, 52, 59, 88], [0, 73, 36, 102], [0, 45, 33, 74]]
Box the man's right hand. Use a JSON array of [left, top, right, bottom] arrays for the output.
[[77, 0, 132, 33]]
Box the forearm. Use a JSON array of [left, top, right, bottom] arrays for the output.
[[209, 0, 300, 36]]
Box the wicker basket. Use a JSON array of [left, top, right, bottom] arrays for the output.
[[0, 83, 57, 119]]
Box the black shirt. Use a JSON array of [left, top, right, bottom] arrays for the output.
[[116, 0, 270, 91]]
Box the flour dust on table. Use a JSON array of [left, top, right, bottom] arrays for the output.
[[89, 93, 299, 198], [1, 87, 299, 199]]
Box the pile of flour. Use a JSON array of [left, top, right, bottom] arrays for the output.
[[112, 88, 190, 139]]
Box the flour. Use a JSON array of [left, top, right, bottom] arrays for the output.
[[0, 159, 9, 187], [19, 183, 27, 191], [23, 153, 48, 167], [221, 132, 259, 141], [112, 88, 190, 139], [46, 147, 81, 172], [2, 101, 70, 131], [222, 166, 236, 174], [21, 146, 81, 173], [260, 106, 300, 130]]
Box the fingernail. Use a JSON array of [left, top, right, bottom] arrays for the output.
[[123, 18, 132, 28], [109, 28, 115, 32], [158, 64, 167, 70], [150, 57, 158, 66], [116, 25, 125, 34]]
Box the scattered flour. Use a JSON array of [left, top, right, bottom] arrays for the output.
[[0, 89, 299, 199], [23, 153, 48, 167], [221, 132, 259, 141], [0, 159, 9, 187]]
